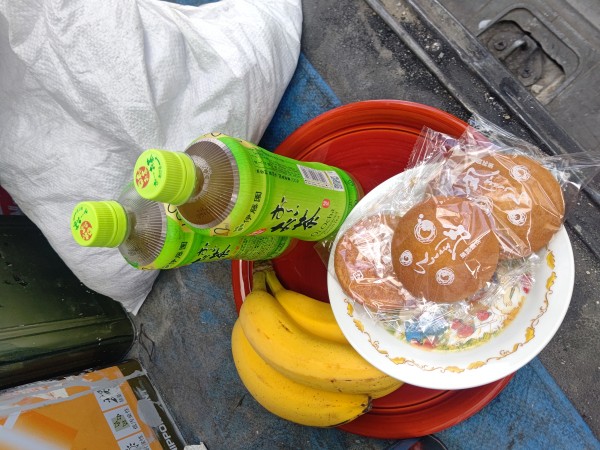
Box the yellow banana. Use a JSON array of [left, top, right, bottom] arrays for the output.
[[231, 319, 371, 427], [264, 268, 349, 345], [239, 272, 402, 395], [263, 269, 404, 398], [370, 379, 404, 399]]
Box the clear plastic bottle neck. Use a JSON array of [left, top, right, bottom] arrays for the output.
[[117, 184, 168, 267]]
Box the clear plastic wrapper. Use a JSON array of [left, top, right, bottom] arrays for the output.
[[329, 115, 600, 351], [420, 115, 600, 259]]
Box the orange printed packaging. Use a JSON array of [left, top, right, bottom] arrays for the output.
[[0, 360, 185, 450]]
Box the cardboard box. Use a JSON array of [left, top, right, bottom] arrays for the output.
[[0, 360, 187, 449]]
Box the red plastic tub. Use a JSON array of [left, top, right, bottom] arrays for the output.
[[231, 100, 514, 438]]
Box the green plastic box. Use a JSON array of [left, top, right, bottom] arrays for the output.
[[0, 215, 135, 389]]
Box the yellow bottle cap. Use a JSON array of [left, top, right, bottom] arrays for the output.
[[133, 149, 197, 205], [71, 201, 128, 247]]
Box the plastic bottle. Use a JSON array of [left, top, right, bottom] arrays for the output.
[[70, 184, 292, 270], [132, 132, 362, 240]]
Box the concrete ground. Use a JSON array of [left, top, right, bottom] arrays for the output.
[[127, 0, 600, 447], [298, 0, 600, 434]]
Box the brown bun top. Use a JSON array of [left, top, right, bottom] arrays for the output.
[[450, 153, 565, 258], [334, 213, 409, 312], [391, 196, 499, 303]]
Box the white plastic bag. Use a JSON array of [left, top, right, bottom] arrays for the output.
[[0, 0, 302, 313]]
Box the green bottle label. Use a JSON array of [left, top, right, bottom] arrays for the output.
[[183, 233, 290, 265], [234, 235, 291, 260], [202, 134, 360, 241], [135, 204, 290, 269]]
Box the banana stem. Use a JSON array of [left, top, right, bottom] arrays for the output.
[[252, 270, 267, 292], [265, 269, 285, 295]]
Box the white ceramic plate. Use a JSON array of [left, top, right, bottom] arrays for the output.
[[327, 166, 575, 390]]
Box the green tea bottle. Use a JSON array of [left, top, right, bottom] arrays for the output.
[[70, 184, 292, 270], [133, 133, 362, 240]]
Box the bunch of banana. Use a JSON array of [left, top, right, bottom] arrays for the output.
[[231, 269, 404, 427], [264, 269, 348, 345]]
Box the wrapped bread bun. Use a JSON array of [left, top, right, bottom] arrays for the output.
[[334, 214, 409, 312], [391, 196, 499, 303], [451, 153, 565, 259]]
